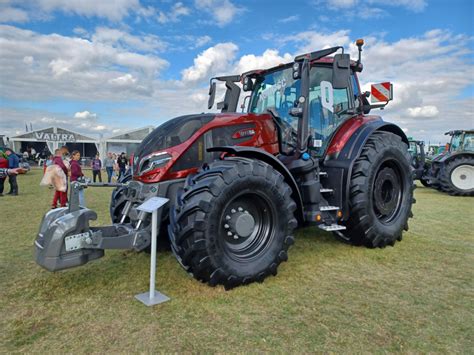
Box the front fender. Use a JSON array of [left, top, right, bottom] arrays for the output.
[[208, 146, 304, 222]]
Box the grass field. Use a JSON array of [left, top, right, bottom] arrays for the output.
[[1, 169, 473, 353]]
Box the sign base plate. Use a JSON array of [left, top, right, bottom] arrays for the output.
[[135, 291, 170, 306]]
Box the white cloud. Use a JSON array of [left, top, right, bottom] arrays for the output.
[[74, 111, 98, 120], [235, 49, 293, 74], [92, 27, 168, 52], [407, 106, 439, 118], [194, 0, 243, 26], [181, 42, 238, 82], [279, 15, 299, 23], [23, 55, 34, 65], [157, 2, 190, 24], [109, 73, 137, 86], [0, 6, 29, 23], [280, 30, 352, 54], [195, 35, 212, 48], [320, 0, 427, 12], [0, 25, 168, 100], [35, 0, 142, 21]]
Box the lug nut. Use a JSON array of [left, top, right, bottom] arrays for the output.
[[224, 224, 229, 229], [227, 231, 233, 237], [226, 215, 231, 220], [233, 235, 239, 240], [238, 207, 243, 212], [231, 209, 236, 214]]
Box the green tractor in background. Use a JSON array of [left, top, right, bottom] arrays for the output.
[[424, 130, 474, 196], [408, 139, 431, 187]]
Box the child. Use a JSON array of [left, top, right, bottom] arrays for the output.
[[51, 149, 68, 208], [91, 153, 102, 182], [70, 150, 85, 207]]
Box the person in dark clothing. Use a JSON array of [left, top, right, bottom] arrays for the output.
[[91, 153, 102, 182], [117, 152, 128, 180], [0, 150, 8, 196], [5, 148, 19, 195]]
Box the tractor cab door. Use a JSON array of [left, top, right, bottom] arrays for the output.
[[462, 132, 474, 151], [308, 66, 354, 155]]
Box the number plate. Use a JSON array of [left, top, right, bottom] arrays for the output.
[[65, 232, 90, 252]]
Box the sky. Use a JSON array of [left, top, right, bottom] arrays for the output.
[[0, 0, 473, 144]]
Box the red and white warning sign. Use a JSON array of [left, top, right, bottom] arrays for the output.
[[371, 82, 393, 103]]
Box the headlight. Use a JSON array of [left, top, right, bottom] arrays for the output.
[[139, 152, 172, 174]]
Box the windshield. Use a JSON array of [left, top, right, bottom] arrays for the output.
[[409, 142, 418, 157], [249, 66, 300, 154], [248, 64, 353, 156]]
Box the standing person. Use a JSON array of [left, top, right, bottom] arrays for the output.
[[104, 152, 115, 183], [52, 149, 68, 208], [5, 148, 19, 196], [70, 150, 85, 206], [112, 153, 118, 181], [117, 152, 128, 180], [0, 150, 8, 196], [91, 153, 102, 182]]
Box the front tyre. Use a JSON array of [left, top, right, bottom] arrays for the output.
[[340, 132, 414, 247], [439, 156, 474, 196], [169, 158, 297, 289]]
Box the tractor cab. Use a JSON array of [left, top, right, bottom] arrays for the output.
[[446, 130, 474, 153]]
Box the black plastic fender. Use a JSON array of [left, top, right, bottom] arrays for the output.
[[322, 120, 409, 219], [208, 146, 304, 222]]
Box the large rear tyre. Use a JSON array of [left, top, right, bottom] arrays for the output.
[[168, 157, 297, 289], [439, 156, 474, 196], [340, 132, 414, 247]]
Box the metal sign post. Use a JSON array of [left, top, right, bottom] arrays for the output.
[[134, 197, 170, 306]]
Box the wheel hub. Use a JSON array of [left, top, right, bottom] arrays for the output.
[[373, 166, 402, 223], [451, 165, 474, 191], [224, 207, 255, 239]]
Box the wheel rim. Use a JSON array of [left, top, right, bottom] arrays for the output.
[[219, 192, 275, 262], [450, 165, 474, 191], [372, 163, 403, 224]]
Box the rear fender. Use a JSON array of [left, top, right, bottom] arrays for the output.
[[323, 120, 409, 219]]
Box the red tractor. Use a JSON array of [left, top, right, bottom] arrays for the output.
[[35, 40, 414, 289]]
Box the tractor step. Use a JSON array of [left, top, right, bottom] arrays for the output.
[[318, 224, 346, 231], [320, 205, 339, 211], [320, 188, 333, 193]]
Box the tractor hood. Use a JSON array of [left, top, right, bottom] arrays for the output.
[[134, 113, 216, 161], [132, 112, 279, 183]]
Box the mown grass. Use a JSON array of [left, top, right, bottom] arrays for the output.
[[0, 169, 473, 353]]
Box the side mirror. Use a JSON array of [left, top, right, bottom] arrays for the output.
[[208, 81, 216, 109], [332, 53, 350, 89], [242, 76, 253, 92]]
